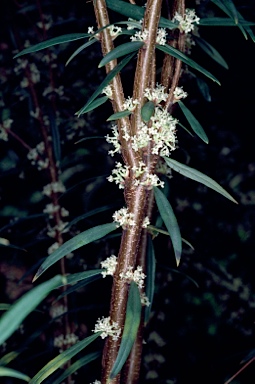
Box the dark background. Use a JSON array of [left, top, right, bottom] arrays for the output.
[[0, 1, 255, 383]]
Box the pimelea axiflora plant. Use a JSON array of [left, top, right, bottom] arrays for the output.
[[0, 1, 254, 383]]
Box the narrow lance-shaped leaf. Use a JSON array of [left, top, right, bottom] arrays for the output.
[[98, 41, 144, 68], [105, 0, 176, 30], [144, 236, 156, 325], [154, 187, 182, 266], [13, 33, 90, 58], [178, 100, 209, 144], [78, 96, 109, 115], [163, 157, 238, 204], [53, 275, 101, 303], [29, 333, 100, 384], [55, 269, 103, 288], [52, 351, 101, 384], [211, 0, 238, 24], [195, 37, 228, 69], [0, 367, 30, 382], [0, 275, 63, 345], [107, 110, 132, 121], [66, 38, 97, 66], [76, 53, 136, 117], [199, 17, 255, 26], [109, 282, 142, 379], [33, 222, 117, 281], [156, 44, 220, 85]]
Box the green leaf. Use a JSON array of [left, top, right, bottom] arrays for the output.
[[98, 41, 144, 68], [154, 187, 182, 266], [110, 281, 142, 379], [163, 157, 238, 204], [107, 110, 132, 121], [13, 33, 89, 58], [33, 222, 117, 281], [0, 367, 30, 382], [144, 236, 156, 325], [55, 269, 103, 288], [52, 351, 101, 384], [195, 37, 228, 69], [106, 0, 176, 30], [177, 122, 194, 137], [141, 101, 155, 122], [0, 275, 63, 345], [76, 53, 136, 117], [156, 44, 220, 85], [53, 275, 101, 303], [211, 0, 239, 24], [78, 96, 109, 115], [29, 333, 100, 384], [199, 17, 255, 26], [196, 77, 211, 102], [66, 38, 97, 66], [178, 101, 209, 144]]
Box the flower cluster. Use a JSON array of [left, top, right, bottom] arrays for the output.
[[142, 216, 150, 228], [107, 162, 129, 189], [122, 96, 140, 111], [54, 333, 79, 352], [105, 125, 121, 156], [131, 107, 177, 157], [88, 25, 122, 38], [172, 9, 200, 34], [27, 141, 49, 170], [0, 118, 13, 141], [113, 207, 135, 228], [101, 255, 118, 278], [130, 27, 167, 45], [120, 265, 146, 289], [132, 162, 164, 189], [93, 316, 121, 340], [173, 86, 188, 100], [42, 181, 66, 196], [144, 83, 168, 104]]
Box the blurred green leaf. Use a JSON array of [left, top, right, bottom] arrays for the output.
[[52, 351, 101, 384], [107, 110, 132, 121], [110, 281, 142, 379], [196, 77, 212, 102], [195, 36, 228, 69], [13, 34, 89, 58], [0, 367, 30, 382], [199, 17, 255, 26], [163, 157, 238, 204], [56, 269, 103, 288], [141, 101, 155, 122], [29, 333, 100, 384], [211, 0, 239, 24], [53, 275, 101, 303], [0, 275, 63, 345], [154, 187, 182, 266], [144, 236, 156, 325], [76, 53, 136, 117], [33, 222, 117, 281], [178, 101, 209, 144], [98, 41, 144, 68], [156, 44, 220, 85]]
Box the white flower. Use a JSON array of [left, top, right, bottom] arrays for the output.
[[48, 242, 59, 255], [120, 265, 146, 289], [132, 162, 164, 189], [113, 207, 135, 228], [0, 127, 8, 141], [105, 125, 121, 156], [156, 28, 167, 45], [87, 26, 94, 34], [107, 162, 129, 189], [101, 255, 118, 278], [108, 25, 122, 37], [101, 84, 112, 98], [54, 333, 78, 352], [43, 181, 66, 196], [173, 86, 188, 100], [93, 316, 121, 340], [144, 83, 168, 103], [43, 203, 60, 218], [141, 292, 150, 307], [122, 96, 140, 111], [90, 381, 101, 384], [142, 216, 150, 228], [130, 28, 149, 42], [172, 9, 200, 34]]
